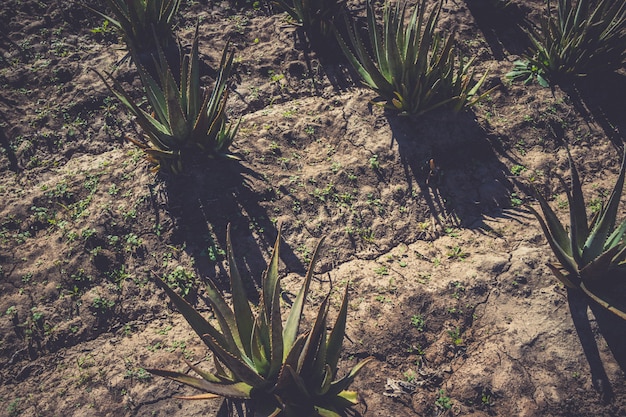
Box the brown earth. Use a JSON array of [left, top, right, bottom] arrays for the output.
[[0, 1, 625, 416]]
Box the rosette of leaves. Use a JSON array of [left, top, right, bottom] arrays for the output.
[[506, 60, 549, 88], [509, 0, 626, 85], [274, 0, 347, 43], [148, 226, 372, 416], [336, 0, 492, 116], [86, 0, 182, 77], [96, 27, 239, 174], [528, 149, 626, 320]]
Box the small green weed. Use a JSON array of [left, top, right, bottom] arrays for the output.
[[510, 164, 526, 175], [368, 154, 380, 170], [92, 296, 115, 314], [410, 314, 425, 331], [374, 266, 389, 276], [446, 246, 468, 260], [164, 266, 196, 298], [447, 327, 463, 346], [435, 389, 452, 410], [7, 398, 21, 417]]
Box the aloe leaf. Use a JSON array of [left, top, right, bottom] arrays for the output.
[[183, 358, 230, 384], [610, 241, 626, 266], [385, 2, 403, 84], [530, 187, 572, 256], [546, 263, 577, 288], [580, 282, 626, 321], [369, 0, 387, 78], [564, 148, 589, 257], [146, 368, 253, 399], [82, 5, 123, 36], [557, 179, 584, 267], [191, 90, 212, 140], [226, 225, 255, 358], [526, 205, 579, 281], [202, 333, 268, 390], [202, 277, 248, 362], [186, 24, 201, 120], [605, 219, 626, 250], [345, 7, 391, 93], [263, 230, 284, 378], [96, 71, 170, 136], [337, 389, 359, 404], [583, 150, 626, 261], [579, 245, 622, 283], [206, 45, 234, 120], [214, 355, 231, 380], [325, 285, 349, 376], [283, 333, 309, 372], [298, 295, 329, 377], [326, 357, 374, 397], [95, 70, 177, 153], [152, 275, 231, 352], [314, 407, 342, 417], [315, 364, 333, 396], [164, 0, 182, 23], [311, 317, 329, 389], [161, 65, 188, 140], [205, 92, 229, 149], [250, 317, 270, 376], [136, 61, 169, 125], [285, 364, 312, 399], [283, 236, 326, 356]]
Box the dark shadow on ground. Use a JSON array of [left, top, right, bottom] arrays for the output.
[[388, 110, 513, 232], [464, 0, 532, 59], [568, 286, 626, 404], [157, 159, 304, 292], [562, 72, 626, 150], [290, 8, 360, 96]]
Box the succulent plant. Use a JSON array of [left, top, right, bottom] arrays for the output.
[[274, 0, 347, 43], [336, 0, 493, 116], [148, 225, 372, 416], [96, 26, 239, 174], [510, 0, 626, 85], [85, 0, 182, 78], [529, 149, 626, 320]]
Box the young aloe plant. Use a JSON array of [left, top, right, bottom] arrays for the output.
[[509, 0, 626, 85], [336, 0, 493, 116], [528, 149, 626, 320], [96, 26, 239, 174], [148, 226, 372, 416]]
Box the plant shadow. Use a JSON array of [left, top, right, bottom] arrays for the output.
[[155, 159, 303, 292], [562, 72, 626, 150], [289, 10, 360, 95], [568, 286, 626, 404], [464, 0, 532, 59], [388, 109, 514, 233]]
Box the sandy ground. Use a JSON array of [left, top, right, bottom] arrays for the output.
[[0, 1, 624, 416]]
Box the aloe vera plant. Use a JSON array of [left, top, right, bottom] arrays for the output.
[[148, 226, 372, 416], [528, 149, 626, 320], [336, 0, 492, 116], [86, 0, 182, 74], [274, 0, 346, 42], [510, 0, 626, 85], [96, 27, 239, 174]]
